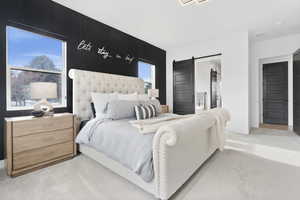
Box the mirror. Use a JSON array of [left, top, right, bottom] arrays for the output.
[[195, 56, 222, 113]]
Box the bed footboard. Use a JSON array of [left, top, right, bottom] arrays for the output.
[[153, 115, 219, 200]]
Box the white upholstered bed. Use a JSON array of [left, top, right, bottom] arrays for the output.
[[69, 69, 221, 200]]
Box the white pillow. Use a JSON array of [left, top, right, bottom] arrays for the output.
[[138, 94, 150, 101], [91, 92, 118, 118], [118, 93, 139, 101]]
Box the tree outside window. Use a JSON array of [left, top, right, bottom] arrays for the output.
[[138, 61, 155, 93]]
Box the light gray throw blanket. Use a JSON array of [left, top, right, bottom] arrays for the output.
[[76, 117, 155, 182], [130, 114, 192, 134], [129, 109, 230, 150]]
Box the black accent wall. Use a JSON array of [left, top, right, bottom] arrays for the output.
[[0, 0, 166, 160]]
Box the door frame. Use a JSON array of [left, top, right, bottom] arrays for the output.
[[259, 55, 293, 129]]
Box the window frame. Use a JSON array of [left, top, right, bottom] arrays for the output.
[[138, 59, 156, 92], [5, 24, 67, 111]]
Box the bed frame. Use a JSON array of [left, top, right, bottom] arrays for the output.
[[69, 69, 219, 200]]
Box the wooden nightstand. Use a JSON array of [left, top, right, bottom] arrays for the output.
[[161, 105, 169, 113], [5, 113, 77, 176]]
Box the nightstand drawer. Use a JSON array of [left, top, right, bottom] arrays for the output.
[[161, 105, 169, 113], [13, 115, 73, 137], [13, 142, 74, 170], [13, 128, 74, 153]]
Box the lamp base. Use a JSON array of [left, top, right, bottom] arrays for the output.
[[33, 99, 54, 116]]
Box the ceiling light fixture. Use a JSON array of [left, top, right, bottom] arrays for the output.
[[275, 20, 284, 25], [179, 0, 210, 6], [196, 0, 210, 4]]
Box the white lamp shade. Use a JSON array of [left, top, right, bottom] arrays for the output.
[[148, 89, 159, 98], [30, 82, 58, 99]]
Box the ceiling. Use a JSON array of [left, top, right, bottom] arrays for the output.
[[52, 0, 300, 49]]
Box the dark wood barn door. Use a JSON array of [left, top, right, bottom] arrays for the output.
[[263, 62, 288, 125], [294, 51, 300, 135], [173, 59, 195, 114]]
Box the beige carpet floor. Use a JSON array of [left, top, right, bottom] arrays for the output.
[[1, 149, 300, 200]]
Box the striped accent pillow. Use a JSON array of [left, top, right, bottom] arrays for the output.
[[134, 104, 157, 120], [148, 104, 157, 117]]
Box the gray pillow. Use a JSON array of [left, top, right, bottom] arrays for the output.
[[106, 100, 140, 120], [140, 99, 161, 114]]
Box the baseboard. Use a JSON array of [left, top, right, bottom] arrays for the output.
[[0, 160, 4, 169], [225, 139, 300, 167]]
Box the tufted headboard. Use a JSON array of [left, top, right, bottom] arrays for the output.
[[69, 69, 145, 120]]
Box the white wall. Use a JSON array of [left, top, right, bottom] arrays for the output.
[[167, 31, 250, 134], [0, 160, 4, 169], [250, 33, 300, 128]]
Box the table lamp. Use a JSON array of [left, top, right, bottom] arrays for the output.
[[148, 89, 159, 99], [30, 82, 57, 116]]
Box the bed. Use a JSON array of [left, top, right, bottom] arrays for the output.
[[69, 69, 226, 200]]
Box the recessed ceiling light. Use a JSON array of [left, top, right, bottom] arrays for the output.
[[275, 20, 284, 25], [179, 0, 210, 6]]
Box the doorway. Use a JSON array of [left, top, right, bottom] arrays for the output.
[[293, 50, 300, 135], [210, 69, 218, 109], [262, 62, 288, 128]]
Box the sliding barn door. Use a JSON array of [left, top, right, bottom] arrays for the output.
[[294, 50, 300, 135], [173, 59, 195, 114]]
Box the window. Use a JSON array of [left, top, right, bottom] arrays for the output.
[[6, 26, 67, 110], [138, 61, 156, 93]]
